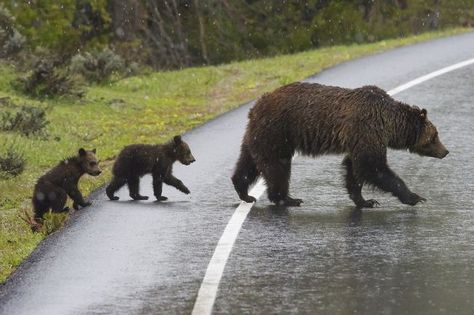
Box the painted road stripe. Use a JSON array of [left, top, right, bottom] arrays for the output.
[[191, 57, 474, 315]]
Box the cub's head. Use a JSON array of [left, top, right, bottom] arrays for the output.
[[78, 148, 102, 176], [172, 135, 196, 166], [410, 109, 449, 159]]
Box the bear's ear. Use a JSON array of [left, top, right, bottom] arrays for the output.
[[420, 108, 427, 120], [173, 135, 182, 145], [78, 148, 86, 156], [92, 148, 96, 154]]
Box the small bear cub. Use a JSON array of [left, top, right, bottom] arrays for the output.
[[106, 135, 195, 201], [32, 148, 101, 221]]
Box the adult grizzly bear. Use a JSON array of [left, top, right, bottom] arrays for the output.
[[232, 82, 449, 207], [32, 148, 101, 221], [106, 135, 195, 201]]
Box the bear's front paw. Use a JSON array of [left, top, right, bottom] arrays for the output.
[[404, 193, 426, 206], [360, 199, 380, 208], [181, 187, 190, 194]]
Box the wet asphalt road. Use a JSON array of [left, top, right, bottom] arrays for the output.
[[1, 32, 474, 315]]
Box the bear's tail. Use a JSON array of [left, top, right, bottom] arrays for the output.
[[231, 144, 259, 203]]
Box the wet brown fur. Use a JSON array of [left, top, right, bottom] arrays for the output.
[[32, 149, 101, 222], [232, 82, 448, 207], [106, 135, 195, 201]]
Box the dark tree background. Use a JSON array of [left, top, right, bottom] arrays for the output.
[[2, 0, 473, 69]]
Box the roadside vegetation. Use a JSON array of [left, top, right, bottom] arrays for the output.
[[0, 28, 470, 283]]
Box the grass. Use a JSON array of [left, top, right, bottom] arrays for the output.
[[0, 28, 471, 283]]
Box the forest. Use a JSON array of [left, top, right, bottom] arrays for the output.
[[1, 0, 473, 70]]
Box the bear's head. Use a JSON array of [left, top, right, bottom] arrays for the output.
[[173, 135, 196, 165], [410, 109, 449, 159], [78, 148, 102, 176]]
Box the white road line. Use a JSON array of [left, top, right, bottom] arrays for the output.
[[191, 57, 474, 315]]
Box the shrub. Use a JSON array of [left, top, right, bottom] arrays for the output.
[[14, 60, 83, 98], [0, 141, 26, 179], [0, 105, 49, 137], [0, 4, 25, 57], [70, 48, 125, 83]]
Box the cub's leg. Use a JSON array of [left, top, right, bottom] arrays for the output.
[[127, 176, 149, 200], [106, 176, 126, 200]]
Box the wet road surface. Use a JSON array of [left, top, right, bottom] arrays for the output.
[[1, 32, 474, 314]]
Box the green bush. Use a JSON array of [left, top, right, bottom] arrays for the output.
[[13, 60, 83, 98], [0, 141, 26, 179], [70, 48, 125, 83], [0, 105, 49, 137], [0, 4, 25, 57]]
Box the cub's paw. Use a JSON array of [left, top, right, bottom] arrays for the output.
[[109, 196, 119, 201], [60, 206, 71, 213], [181, 187, 191, 194], [74, 201, 92, 210], [131, 194, 149, 201], [155, 196, 168, 202]]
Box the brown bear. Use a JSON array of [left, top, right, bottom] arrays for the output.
[[232, 82, 449, 207], [106, 135, 195, 201], [32, 148, 102, 221]]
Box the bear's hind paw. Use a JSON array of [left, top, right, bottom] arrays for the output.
[[241, 195, 257, 203], [283, 197, 303, 207]]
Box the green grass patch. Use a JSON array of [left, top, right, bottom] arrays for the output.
[[0, 28, 471, 283]]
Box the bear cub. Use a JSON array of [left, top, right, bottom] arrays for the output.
[[32, 148, 102, 221], [106, 135, 195, 201]]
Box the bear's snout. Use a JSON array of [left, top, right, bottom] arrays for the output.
[[439, 149, 449, 159]]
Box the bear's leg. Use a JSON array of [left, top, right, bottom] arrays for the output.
[[231, 145, 259, 203], [262, 158, 302, 207], [354, 153, 426, 206], [50, 188, 69, 213], [342, 156, 379, 208], [152, 173, 167, 201], [32, 196, 49, 221], [106, 176, 126, 200], [127, 176, 149, 200]]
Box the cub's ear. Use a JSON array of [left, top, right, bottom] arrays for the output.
[[79, 148, 86, 156], [420, 108, 427, 120], [92, 148, 96, 154], [173, 135, 182, 145]]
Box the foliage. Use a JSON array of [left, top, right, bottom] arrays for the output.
[[13, 60, 83, 98], [2, 0, 110, 53], [70, 48, 125, 83], [2, 0, 474, 69], [0, 4, 25, 57], [0, 105, 49, 137], [0, 140, 26, 179]]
